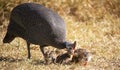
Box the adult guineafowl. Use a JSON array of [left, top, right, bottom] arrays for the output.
[[3, 3, 76, 61]]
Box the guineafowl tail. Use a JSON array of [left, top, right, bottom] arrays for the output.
[[3, 32, 15, 43]]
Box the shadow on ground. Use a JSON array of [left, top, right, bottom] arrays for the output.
[[0, 56, 45, 65], [0, 56, 23, 63], [31, 59, 45, 65]]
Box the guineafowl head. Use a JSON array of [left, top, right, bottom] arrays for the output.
[[65, 41, 76, 55]]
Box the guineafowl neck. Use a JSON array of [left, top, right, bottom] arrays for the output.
[[52, 41, 66, 49]]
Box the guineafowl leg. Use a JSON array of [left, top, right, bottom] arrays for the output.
[[40, 46, 48, 63], [27, 42, 31, 59], [40, 46, 45, 57]]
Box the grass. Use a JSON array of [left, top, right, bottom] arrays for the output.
[[0, 0, 120, 70]]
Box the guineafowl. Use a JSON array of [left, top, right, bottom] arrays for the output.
[[3, 3, 76, 61]]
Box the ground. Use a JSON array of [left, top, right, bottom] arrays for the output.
[[0, 0, 120, 70]]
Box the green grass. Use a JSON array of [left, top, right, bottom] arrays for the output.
[[0, 0, 120, 70]]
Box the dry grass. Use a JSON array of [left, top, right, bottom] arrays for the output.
[[0, 0, 120, 70]]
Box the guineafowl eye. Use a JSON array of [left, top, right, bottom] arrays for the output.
[[66, 44, 73, 53], [67, 47, 72, 50]]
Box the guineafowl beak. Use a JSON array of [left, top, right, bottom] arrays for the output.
[[71, 48, 75, 55], [71, 41, 76, 55], [69, 48, 75, 60], [65, 46, 75, 60]]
